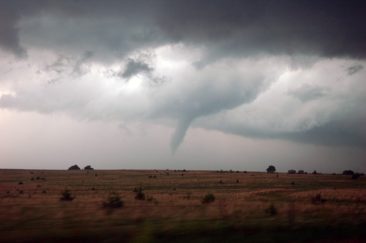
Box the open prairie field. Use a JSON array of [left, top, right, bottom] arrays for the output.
[[0, 169, 365, 242]]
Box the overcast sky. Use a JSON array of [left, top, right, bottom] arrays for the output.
[[0, 0, 365, 172]]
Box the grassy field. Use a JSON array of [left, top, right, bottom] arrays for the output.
[[0, 169, 365, 242]]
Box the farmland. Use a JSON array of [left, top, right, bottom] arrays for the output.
[[0, 169, 365, 242]]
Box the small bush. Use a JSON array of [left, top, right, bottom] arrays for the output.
[[134, 188, 145, 200], [288, 169, 296, 174], [202, 193, 215, 204], [265, 204, 278, 216], [352, 173, 362, 180], [297, 170, 305, 174], [18, 181, 23, 185], [103, 193, 123, 208], [60, 189, 75, 201], [146, 195, 158, 204]]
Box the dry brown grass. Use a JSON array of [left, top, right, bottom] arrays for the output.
[[0, 169, 365, 242]]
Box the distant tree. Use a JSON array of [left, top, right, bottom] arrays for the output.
[[84, 165, 94, 170], [68, 164, 80, 170], [342, 170, 354, 175], [266, 165, 276, 173], [288, 169, 296, 174], [312, 170, 318, 175], [297, 170, 305, 174]]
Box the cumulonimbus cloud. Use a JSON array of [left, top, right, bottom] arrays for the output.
[[0, 1, 366, 152]]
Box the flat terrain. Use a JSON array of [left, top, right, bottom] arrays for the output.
[[0, 169, 365, 242]]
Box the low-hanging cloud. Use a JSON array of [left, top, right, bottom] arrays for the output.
[[288, 84, 329, 102], [347, 64, 364, 75], [120, 58, 153, 80]]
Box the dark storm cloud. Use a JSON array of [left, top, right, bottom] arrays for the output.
[[1, 0, 366, 59], [0, 3, 26, 57], [120, 58, 153, 80], [285, 121, 366, 147], [156, 0, 366, 64], [347, 64, 364, 75], [206, 118, 366, 148]]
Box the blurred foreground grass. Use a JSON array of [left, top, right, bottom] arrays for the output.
[[0, 169, 365, 242]]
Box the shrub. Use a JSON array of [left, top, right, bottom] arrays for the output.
[[352, 173, 362, 180], [103, 193, 124, 208], [202, 193, 215, 204], [134, 188, 145, 200], [288, 170, 296, 174], [266, 165, 276, 173], [297, 170, 305, 174], [60, 189, 75, 201], [343, 170, 354, 175], [146, 195, 158, 204], [265, 204, 278, 216]]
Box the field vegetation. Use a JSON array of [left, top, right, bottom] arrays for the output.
[[0, 169, 365, 242]]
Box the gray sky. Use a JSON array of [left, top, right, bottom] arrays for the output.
[[0, 0, 365, 172]]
